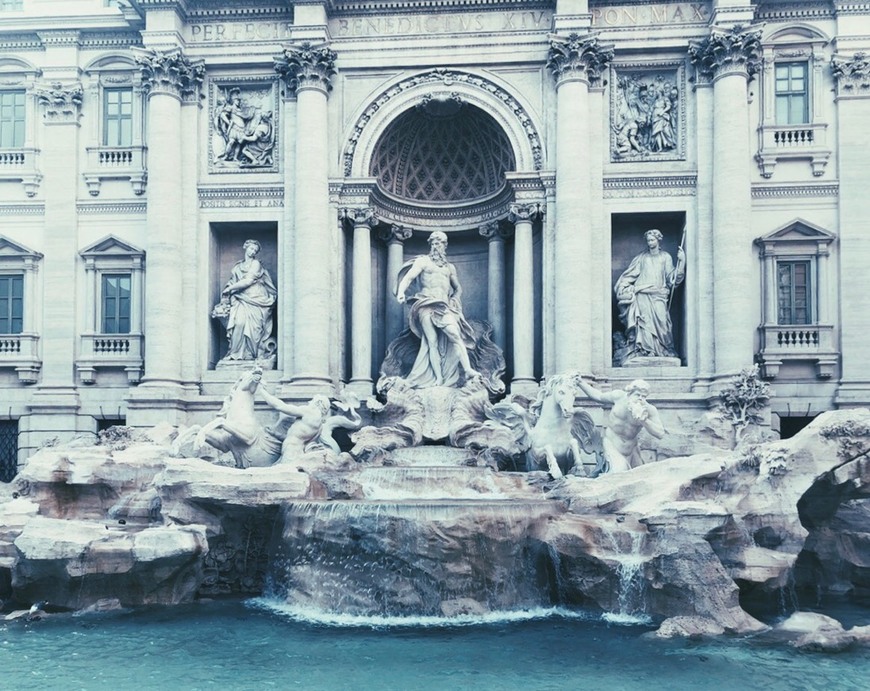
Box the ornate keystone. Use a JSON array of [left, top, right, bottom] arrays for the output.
[[35, 82, 83, 123], [547, 33, 614, 85], [688, 25, 762, 81], [831, 52, 870, 95], [342, 207, 378, 227], [135, 48, 205, 100], [274, 42, 337, 94], [380, 225, 412, 244], [508, 202, 545, 223]]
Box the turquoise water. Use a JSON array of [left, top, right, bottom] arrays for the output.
[[1, 600, 868, 690]]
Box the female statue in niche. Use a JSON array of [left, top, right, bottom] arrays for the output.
[[212, 239, 277, 366], [614, 229, 685, 365]]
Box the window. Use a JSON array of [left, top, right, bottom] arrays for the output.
[[0, 1, 23, 11], [777, 260, 810, 325], [103, 88, 133, 146], [101, 273, 131, 334], [775, 62, 809, 125], [0, 274, 23, 334], [0, 91, 25, 148]]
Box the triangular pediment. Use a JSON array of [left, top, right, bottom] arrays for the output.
[[79, 235, 144, 259], [0, 234, 42, 260], [756, 219, 835, 246]]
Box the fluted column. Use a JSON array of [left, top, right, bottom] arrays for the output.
[[689, 26, 761, 376], [832, 52, 870, 404], [275, 42, 337, 394], [547, 34, 613, 375], [380, 224, 412, 344], [509, 203, 543, 390], [479, 221, 509, 353], [134, 49, 204, 388], [345, 207, 377, 394]]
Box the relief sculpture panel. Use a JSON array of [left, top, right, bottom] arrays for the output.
[[209, 78, 279, 172]]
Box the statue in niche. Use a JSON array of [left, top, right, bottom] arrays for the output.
[[574, 376, 665, 473], [212, 239, 277, 368], [383, 230, 504, 394], [213, 87, 275, 168], [614, 229, 685, 366], [197, 366, 361, 468], [612, 73, 679, 159]]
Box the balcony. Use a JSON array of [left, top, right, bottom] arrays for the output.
[[77, 332, 143, 384], [755, 123, 831, 179], [0, 333, 41, 384], [757, 323, 837, 379], [0, 148, 42, 197], [84, 146, 147, 196]]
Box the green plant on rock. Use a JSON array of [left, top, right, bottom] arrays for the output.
[[720, 365, 771, 445]]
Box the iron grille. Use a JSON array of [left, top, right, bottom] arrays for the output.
[[0, 419, 18, 483]]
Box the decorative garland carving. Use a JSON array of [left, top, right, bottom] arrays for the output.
[[35, 82, 83, 122], [688, 25, 763, 80], [831, 52, 870, 95], [342, 68, 543, 176], [134, 48, 205, 100], [546, 33, 614, 85], [273, 42, 337, 94]]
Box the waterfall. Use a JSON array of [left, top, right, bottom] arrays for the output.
[[602, 525, 651, 624]]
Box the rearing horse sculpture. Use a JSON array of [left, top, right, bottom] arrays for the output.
[[487, 374, 605, 478]]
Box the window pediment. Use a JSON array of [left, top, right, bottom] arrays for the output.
[[0, 234, 42, 264], [79, 234, 144, 259], [756, 219, 835, 254]]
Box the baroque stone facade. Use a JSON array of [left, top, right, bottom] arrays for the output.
[[0, 0, 867, 470]]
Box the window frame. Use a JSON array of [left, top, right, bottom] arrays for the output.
[[102, 87, 134, 147], [775, 258, 812, 326], [0, 89, 26, 149], [0, 273, 24, 335], [774, 61, 810, 126], [100, 272, 132, 334]]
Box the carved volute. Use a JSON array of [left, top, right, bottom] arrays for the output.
[[273, 42, 337, 94], [135, 48, 205, 100], [688, 25, 763, 81], [546, 33, 614, 85]]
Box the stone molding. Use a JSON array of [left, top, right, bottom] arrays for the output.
[[0, 34, 42, 51], [35, 82, 84, 124], [37, 30, 81, 47], [756, 2, 834, 20], [197, 185, 284, 209], [546, 33, 614, 86], [0, 204, 44, 216], [751, 183, 839, 200], [343, 68, 544, 176], [602, 175, 696, 199], [77, 202, 148, 215], [831, 52, 870, 97], [80, 32, 145, 49], [688, 25, 763, 81], [274, 42, 337, 95], [134, 48, 205, 100]]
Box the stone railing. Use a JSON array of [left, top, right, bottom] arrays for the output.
[[758, 323, 837, 379], [77, 332, 143, 384], [756, 122, 830, 178], [84, 145, 147, 196], [0, 333, 41, 384], [0, 148, 41, 196]]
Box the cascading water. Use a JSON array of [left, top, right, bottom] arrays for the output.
[[601, 524, 650, 624], [263, 448, 564, 619]]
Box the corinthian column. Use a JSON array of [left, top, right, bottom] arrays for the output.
[[832, 52, 870, 404], [508, 203, 543, 391], [689, 26, 761, 377], [134, 49, 204, 388], [547, 34, 613, 375], [344, 207, 377, 394], [479, 221, 509, 353], [380, 224, 412, 345], [275, 42, 337, 394]]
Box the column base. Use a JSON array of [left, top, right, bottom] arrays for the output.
[[26, 387, 87, 449], [280, 376, 336, 399], [126, 382, 196, 428], [510, 377, 539, 398]]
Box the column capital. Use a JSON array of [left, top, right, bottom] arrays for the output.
[[341, 206, 377, 228], [831, 52, 870, 98], [274, 42, 337, 95], [134, 48, 205, 101], [379, 224, 412, 244], [547, 33, 613, 86], [479, 221, 512, 241], [35, 81, 83, 124], [509, 202, 545, 223], [688, 24, 762, 82]]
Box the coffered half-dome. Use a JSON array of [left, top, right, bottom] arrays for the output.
[[369, 99, 516, 205]]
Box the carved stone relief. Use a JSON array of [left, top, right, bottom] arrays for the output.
[[209, 79, 279, 172], [610, 64, 685, 162]]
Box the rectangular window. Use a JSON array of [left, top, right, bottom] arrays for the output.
[[777, 260, 811, 325], [0, 91, 25, 148], [102, 273, 131, 334], [0, 274, 23, 334], [0, 1, 24, 11], [103, 88, 133, 147], [775, 62, 809, 125]]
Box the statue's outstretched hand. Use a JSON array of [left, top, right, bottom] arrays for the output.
[[396, 292, 406, 305]]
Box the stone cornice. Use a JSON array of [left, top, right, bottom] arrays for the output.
[[602, 174, 697, 198], [274, 42, 337, 94], [0, 33, 42, 51], [134, 47, 205, 100], [80, 31, 144, 49], [833, 1, 870, 15], [130, 0, 190, 16], [831, 52, 870, 96], [198, 185, 284, 200], [332, 0, 552, 12], [77, 201, 148, 215], [36, 30, 82, 46], [756, 1, 834, 20], [688, 24, 762, 81], [751, 183, 839, 199], [547, 32, 614, 85]]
